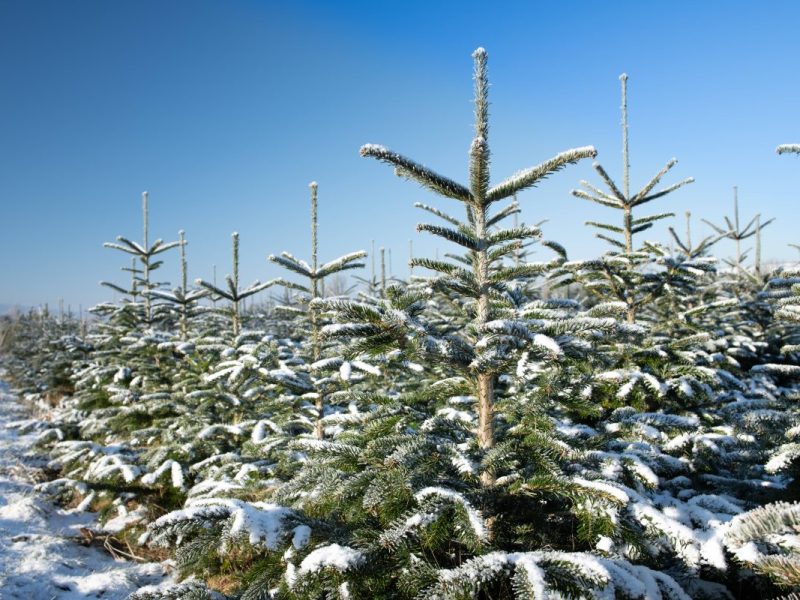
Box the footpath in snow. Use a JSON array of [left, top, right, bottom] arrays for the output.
[[0, 380, 170, 599]]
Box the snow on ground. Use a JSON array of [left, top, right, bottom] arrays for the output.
[[0, 379, 171, 599]]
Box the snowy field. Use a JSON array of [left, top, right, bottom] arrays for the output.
[[0, 379, 170, 599]]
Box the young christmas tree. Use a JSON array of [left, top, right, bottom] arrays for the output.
[[268, 182, 368, 439], [567, 73, 694, 324], [197, 232, 278, 337], [358, 47, 596, 484], [102, 192, 183, 326]]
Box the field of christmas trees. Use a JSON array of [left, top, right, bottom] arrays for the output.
[[4, 48, 800, 599]]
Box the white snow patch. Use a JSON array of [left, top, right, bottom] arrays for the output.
[[0, 383, 171, 598], [298, 543, 364, 574]]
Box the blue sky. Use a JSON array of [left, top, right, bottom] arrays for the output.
[[2, 0, 800, 310]]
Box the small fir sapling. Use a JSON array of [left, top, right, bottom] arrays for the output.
[[196, 232, 280, 337], [268, 182, 367, 439], [567, 73, 694, 324], [645, 211, 729, 337], [705, 189, 788, 370], [703, 186, 774, 275], [102, 192, 183, 325], [353, 239, 388, 295], [145, 230, 209, 341], [552, 74, 745, 410]]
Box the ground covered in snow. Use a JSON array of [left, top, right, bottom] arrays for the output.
[[0, 380, 171, 599]]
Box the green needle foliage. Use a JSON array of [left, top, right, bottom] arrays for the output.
[[102, 192, 182, 325], [146, 230, 209, 340], [703, 186, 775, 275], [569, 74, 694, 324], [268, 181, 367, 439], [197, 232, 279, 337], [359, 47, 596, 484]]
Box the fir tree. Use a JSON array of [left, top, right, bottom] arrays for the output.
[[102, 192, 182, 325], [702, 186, 774, 275], [359, 47, 596, 484], [146, 230, 209, 341], [568, 73, 694, 324], [197, 232, 278, 337], [268, 181, 367, 439]]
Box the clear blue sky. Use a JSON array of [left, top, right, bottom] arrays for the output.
[[2, 0, 800, 311]]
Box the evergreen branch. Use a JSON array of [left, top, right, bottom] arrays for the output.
[[195, 279, 234, 301], [595, 234, 626, 249], [701, 219, 728, 236], [486, 202, 521, 228], [317, 250, 368, 278], [116, 236, 147, 254], [572, 189, 623, 210], [314, 298, 386, 324], [680, 298, 737, 319], [724, 215, 736, 233], [726, 501, 800, 547], [741, 216, 775, 239], [239, 279, 282, 300], [103, 241, 141, 256], [667, 228, 689, 253], [487, 226, 541, 245], [488, 241, 524, 262], [185, 289, 209, 302], [633, 212, 675, 225], [145, 289, 194, 304], [268, 253, 313, 277], [445, 252, 474, 267], [151, 240, 183, 255], [417, 223, 479, 251], [100, 281, 132, 296], [414, 202, 462, 226], [272, 279, 310, 294], [777, 144, 800, 155], [630, 158, 679, 205], [489, 264, 550, 282], [577, 178, 624, 206], [321, 323, 384, 339], [360, 144, 472, 202], [636, 177, 694, 205], [486, 146, 597, 203], [434, 277, 480, 299], [318, 262, 365, 279], [740, 214, 760, 237], [410, 257, 461, 276], [541, 240, 568, 260], [226, 275, 237, 299], [591, 162, 626, 201], [585, 221, 624, 234]]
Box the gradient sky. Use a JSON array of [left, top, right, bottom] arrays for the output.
[[3, 0, 800, 311]]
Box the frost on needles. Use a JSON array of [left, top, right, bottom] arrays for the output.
[[5, 47, 800, 600]]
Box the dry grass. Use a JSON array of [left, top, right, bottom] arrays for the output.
[[73, 527, 171, 563], [207, 574, 243, 596]]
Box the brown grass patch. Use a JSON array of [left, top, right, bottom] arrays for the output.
[[206, 574, 243, 596]]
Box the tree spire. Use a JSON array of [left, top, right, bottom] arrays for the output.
[[620, 73, 630, 199]]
